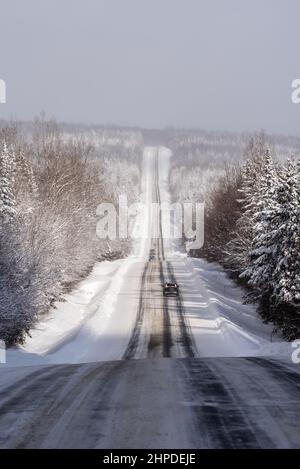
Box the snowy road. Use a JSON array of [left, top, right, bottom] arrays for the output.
[[0, 357, 299, 448], [123, 149, 196, 359], [0, 146, 299, 448]]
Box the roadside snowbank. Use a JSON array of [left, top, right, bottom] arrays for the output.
[[5, 258, 141, 365], [169, 251, 291, 359]]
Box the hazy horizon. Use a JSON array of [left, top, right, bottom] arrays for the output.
[[1, 0, 300, 136]]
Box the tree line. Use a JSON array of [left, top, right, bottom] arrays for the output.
[[171, 131, 300, 340], [0, 118, 142, 345]]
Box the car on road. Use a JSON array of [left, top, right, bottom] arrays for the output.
[[149, 249, 156, 261], [163, 282, 179, 296]]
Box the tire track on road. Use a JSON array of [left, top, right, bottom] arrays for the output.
[[154, 148, 196, 358], [123, 147, 196, 360]]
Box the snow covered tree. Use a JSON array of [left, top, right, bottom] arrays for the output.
[[270, 159, 300, 316], [224, 133, 270, 276], [15, 150, 38, 197], [0, 143, 16, 220], [0, 120, 143, 345], [240, 157, 300, 338], [169, 129, 300, 338], [240, 147, 279, 302], [272, 162, 300, 300], [202, 163, 242, 262]]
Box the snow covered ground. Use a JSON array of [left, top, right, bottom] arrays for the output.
[[1, 146, 293, 367], [171, 254, 291, 358]]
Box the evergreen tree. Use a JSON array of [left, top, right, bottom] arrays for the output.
[[241, 148, 279, 302], [272, 159, 300, 306], [224, 133, 269, 275]]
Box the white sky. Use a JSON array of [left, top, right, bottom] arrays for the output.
[[0, 0, 300, 135]]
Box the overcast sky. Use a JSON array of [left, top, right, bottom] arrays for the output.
[[0, 0, 300, 135]]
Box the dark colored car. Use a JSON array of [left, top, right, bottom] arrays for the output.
[[149, 248, 156, 261], [163, 282, 179, 296]]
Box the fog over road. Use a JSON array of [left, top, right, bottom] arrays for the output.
[[0, 147, 299, 448]]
